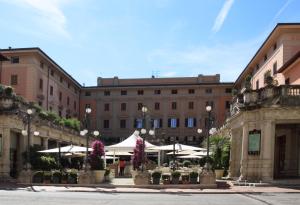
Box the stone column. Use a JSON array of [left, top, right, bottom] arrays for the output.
[[239, 123, 249, 180], [43, 137, 49, 149], [0, 128, 11, 179], [261, 120, 275, 181]]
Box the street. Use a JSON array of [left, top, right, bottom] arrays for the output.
[[0, 190, 300, 205]]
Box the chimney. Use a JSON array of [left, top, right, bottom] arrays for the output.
[[97, 77, 102, 86], [113, 76, 119, 86]]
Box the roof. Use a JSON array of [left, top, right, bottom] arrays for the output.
[[0, 53, 9, 61], [234, 23, 300, 88], [278, 50, 300, 73], [0, 47, 82, 88]]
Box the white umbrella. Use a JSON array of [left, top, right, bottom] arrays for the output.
[[166, 150, 197, 155], [103, 155, 119, 160], [150, 143, 205, 151], [177, 155, 203, 159], [38, 145, 93, 153], [105, 151, 133, 156], [192, 151, 212, 156]]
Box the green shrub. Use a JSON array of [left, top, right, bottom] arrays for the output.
[[32, 171, 44, 183], [4, 86, 13, 96], [189, 171, 198, 178], [0, 84, 4, 95], [183, 160, 191, 167], [38, 111, 48, 120], [52, 171, 61, 183], [151, 171, 162, 178], [68, 171, 77, 184], [40, 156, 57, 171], [171, 171, 181, 178], [46, 111, 60, 122]]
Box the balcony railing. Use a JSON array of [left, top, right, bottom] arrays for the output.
[[230, 85, 300, 116]]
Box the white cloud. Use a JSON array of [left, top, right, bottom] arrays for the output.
[[161, 71, 177, 77], [212, 0, 234, 33], [3, 0, 71, 39]]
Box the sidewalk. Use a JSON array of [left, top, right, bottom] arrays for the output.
[[1, 183, 300, 194]]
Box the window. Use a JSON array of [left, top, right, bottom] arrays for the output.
[[256, 80, 259, 90], [171, 102, 177, 110], [273, 62, 277, 75], [225, 88, 232, 93], [11, 56, 19, 64], [154, 102, 160, 110], [285, 78, 290, 85], [264, 54, 267, 62], [137, 90, 144, 95], [171, 89, 178, 94], [67, 97, 70, 106], [59, 92, 62, 101], [188, 89, 195, 94], [121, 103, 126, 111], [103, 120, 110, 129], [68, 83, 70, 88], [121, 90, 127, 95], [273, 43, 277, 50], [50, 70, 54, 76], [188, 102, 194, 110], [168, 118, 179, 128], [152, 119, 162, 129], [137, 103, 143, 110], [256, 64, 259, 71], [120, 120, 126, 128], [40, 61, 44, 68], [134, 119, 143, 129], [225, 101, 231, 109], [104, 90, 110, 96], [50, 86, 53, 95], [85, 91, 91, 96], [60, 76, 63, 83], [10, 75, 18, 85], [154, 89, 161, 95], [74, 101, 76, 110], [104, 103, 109, 111], [205, 88, 212, 94], [185, 117, 196, 128], [39, 79, 43, 90]]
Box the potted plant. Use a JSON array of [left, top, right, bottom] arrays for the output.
[[52, 171, 61, 184], [68, 170, 78, 184], [32, 171, 43, 183], [189, 171, 198, 184], [89, 140, 105, 183], [151, 171, 162, 185], [43, 171, 52, 184], [162, 174, 171, 185], [183, 160, 191, 168], [131, 139, 149, 185], [61, 172, 68, 184], [181, 174, 189, 184], [171, 171, 181, 184]]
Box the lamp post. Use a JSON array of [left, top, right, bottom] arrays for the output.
[[21, 108, 40, 170], [205, 105, 212, 169], [140, 106, 148, 171], [83, 107, 91, 172]]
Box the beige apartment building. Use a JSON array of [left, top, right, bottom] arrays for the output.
[[80, 75, 233, 145], [224, 23, 300, 181], [0, 47, 81, 119]]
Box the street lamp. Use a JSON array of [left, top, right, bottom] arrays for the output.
[[21, 108, 39, 170], [141, 106, 148, 171], [83, 107, 91, 171], [205, 105, 212, 170]]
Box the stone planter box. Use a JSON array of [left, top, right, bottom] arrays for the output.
[[131, 170, 150, 185], [214, 169, 224, 179], [93, 170, 105, 183]]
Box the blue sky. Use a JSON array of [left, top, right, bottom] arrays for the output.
[[1, 0, 300, 86]]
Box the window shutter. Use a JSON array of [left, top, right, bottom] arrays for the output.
[[151, 119, 154, 128], [194, 118, 197, 127], [168, 119, 171, 127], [185, 118, 188, 127], [160, 118, 163, 128], [177, 118, 180, 127]]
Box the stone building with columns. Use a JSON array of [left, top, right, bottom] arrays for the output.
[[0, 97, 86, 181], [224, 23, 300, 181]]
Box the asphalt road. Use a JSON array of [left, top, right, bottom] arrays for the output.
[[0, 190, 300, 205]]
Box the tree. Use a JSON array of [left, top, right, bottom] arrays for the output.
[[89, 140, 105, 170]]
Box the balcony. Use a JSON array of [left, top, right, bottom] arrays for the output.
[[230, 85, 300, 116]]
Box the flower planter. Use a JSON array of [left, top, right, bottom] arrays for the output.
[[189, 177, 198, 184], [162, 175, 171, 185], [181, 175, 189, 184], [214, 169, 224, 180], [152, 177, 160, 185], [93, 170, 105, 183], [172, 177, 180, 184], [0, 98, 13, 109], [132, 170, 150, 185]]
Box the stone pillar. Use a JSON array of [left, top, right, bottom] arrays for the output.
[[239, 123, 249, 180], [228, 129, 238, 178], [0, 128, 11, 179], [43, 137, 49, 149], [261, 120, 275, 181]]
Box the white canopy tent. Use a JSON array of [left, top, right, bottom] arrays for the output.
[[177, 155, 203, 159], [38, 145, 93, 153], [105, 151, 133, 156], [149, 143, 206, 151], [166, 150, 197, 155], [106, 132, 160, 165]]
